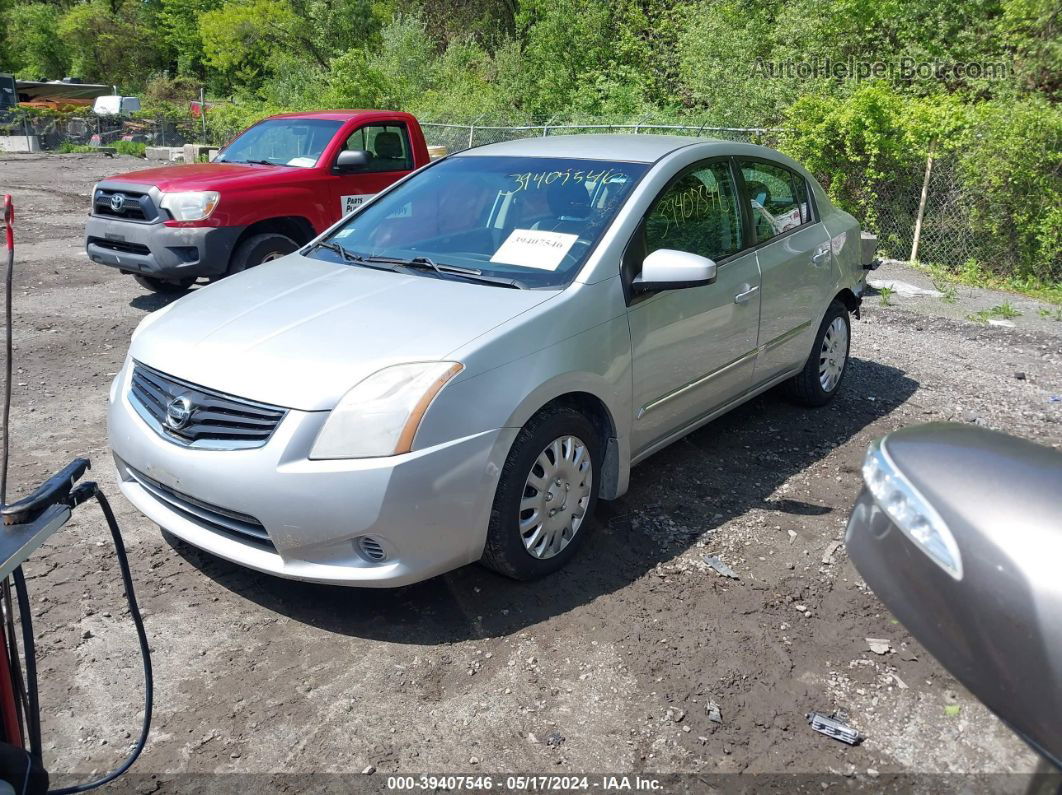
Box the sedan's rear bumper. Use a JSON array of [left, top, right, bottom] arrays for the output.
[[107, 364, 516, 587]]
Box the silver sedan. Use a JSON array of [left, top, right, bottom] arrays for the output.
[[107, 134, 867, 586]]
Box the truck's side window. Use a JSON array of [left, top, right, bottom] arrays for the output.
[[738, 160, 811, 243], [344, 124, 413, 172], [643, 161, 742, 262]]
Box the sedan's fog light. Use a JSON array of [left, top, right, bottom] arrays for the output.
[[862, 439, 963, 580], [356, 536, 388, 563]]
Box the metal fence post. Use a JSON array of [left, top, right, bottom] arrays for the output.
[[468, 124, 475, 149], [200, 88, 208, 143], [23, 117, 31, 154], [910, 143, 935, 263]]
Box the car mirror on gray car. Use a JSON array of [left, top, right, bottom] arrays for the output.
[[845, 423, 1062, 771], [632, 249, 717, 292], [334, 149, 371, 172]]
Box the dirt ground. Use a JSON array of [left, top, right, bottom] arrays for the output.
[[1, 153, 1060, 793]]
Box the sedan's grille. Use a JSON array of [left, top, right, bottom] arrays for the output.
[[93, 188, 158, 222], [130, 362, 286, 450], [126, 466, 274, 549]]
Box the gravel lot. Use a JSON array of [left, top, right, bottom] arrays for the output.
[[1, 153, 1060, 792]]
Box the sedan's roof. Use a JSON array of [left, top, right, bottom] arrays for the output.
[[457, 134, 729, 164]]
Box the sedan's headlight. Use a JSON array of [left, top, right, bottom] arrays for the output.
[[159, 191, 220, 221], [309, 362, 463, 459], [862, 438, 963, 580]]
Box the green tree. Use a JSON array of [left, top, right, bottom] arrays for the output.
[[158, 0, 222, 77], [3, 3, 69, 80], [59, 0, 166, 87]]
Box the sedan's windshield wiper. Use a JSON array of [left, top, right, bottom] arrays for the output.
[[242, 159, 279, 166], [306, 240, 360, 263], [360, 255, 527, 289]]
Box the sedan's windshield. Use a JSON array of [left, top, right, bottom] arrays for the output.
[[312, 155, 648, 288], [215, 118, 342, 168]]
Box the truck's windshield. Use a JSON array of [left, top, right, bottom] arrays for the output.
[[314, 155, 648, 288], [215, 118, 342, 168]]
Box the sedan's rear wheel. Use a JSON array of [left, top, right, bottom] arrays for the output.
[[783, 299, 851, 407], [482, 406, 601, 580]]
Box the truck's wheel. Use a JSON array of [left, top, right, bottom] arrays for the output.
[[227, 233, 297, 276], [133, 274, 195, 293], [481, 405, 602, 580]]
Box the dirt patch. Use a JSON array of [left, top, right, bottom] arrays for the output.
[[1, 154, 1059, 790]]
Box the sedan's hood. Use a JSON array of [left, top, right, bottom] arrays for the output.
[[131, 255, 557, 411]]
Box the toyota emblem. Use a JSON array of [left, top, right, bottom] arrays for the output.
[[165, 396, 193, 431], [110, 193, 126, 213]]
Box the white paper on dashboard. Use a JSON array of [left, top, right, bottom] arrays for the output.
[[489, 229, 579, 270]]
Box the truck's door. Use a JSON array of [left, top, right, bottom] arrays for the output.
[[326, 121, 416, 221]]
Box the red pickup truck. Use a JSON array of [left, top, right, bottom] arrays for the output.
[[84, 110, 431, 292]]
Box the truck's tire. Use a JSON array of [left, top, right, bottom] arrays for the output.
[[133, 274, 195, 293], [481, 405, 602, 581], [783, 299, 850, 407], [227, 233, 297, 276]]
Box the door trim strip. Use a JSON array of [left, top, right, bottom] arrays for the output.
[[635, 320, 812, 419], [762, 320, 811, 353], [637, 349, 758, 418]]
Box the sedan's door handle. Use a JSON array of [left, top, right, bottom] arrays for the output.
[[811, 248, 831, 266], [734, 284, 759, 304]]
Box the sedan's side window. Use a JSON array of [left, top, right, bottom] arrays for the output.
[[643, 162, 742, 262], [738, 160, 812, 243]]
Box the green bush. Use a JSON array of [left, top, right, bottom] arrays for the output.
[[113, 140, 147, 157], [55, 142, 97, 153], [957, 99, 1062, 283]]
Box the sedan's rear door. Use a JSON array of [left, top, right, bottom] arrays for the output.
[[736, 158, 833, 385]]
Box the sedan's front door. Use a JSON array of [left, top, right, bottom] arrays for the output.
[[627, 160, 761, 456]]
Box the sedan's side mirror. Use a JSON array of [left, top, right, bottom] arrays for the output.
[[334, 149, 370, 173], [632, 249, 717, 293], [846, 423, 1062, 770]]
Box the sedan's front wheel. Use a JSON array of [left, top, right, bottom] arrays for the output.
[[481, 406, 601, 580], [783, 299, 851, 407]]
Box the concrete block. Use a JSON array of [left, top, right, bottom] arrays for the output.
[[182, 143, 215, 163], [145, 146, 184, 161], [0, 135, 40, 153]]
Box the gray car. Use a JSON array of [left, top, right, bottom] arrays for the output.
[[107, 134, 867, 586]]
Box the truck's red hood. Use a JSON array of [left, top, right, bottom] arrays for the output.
[[100, 162, 302, 191]]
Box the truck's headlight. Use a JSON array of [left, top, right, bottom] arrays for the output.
[[309, 362, 463, 459], [862, 439, 963, 580], [159, 191, 220, 221]]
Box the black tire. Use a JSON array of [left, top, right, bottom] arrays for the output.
[[481, 405, 602, 580], [783, 299, 851, 407], [133, 274, 194, 293], [226, 233, 297, 277]]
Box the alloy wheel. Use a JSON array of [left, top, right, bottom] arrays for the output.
[[519, 435, 592, 559]]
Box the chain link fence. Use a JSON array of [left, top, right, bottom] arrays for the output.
[[421, 121, 981, 267], [0, 108, 207, 151], [0, 111, 992, 269]]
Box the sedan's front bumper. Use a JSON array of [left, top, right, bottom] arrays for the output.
[[108, 366, 516, 587]]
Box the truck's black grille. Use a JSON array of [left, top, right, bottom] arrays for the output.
[[93, 188, 158, 221], [87, 236, 150, 255], [125, 466, 274, 549], [129, 362, 286, 450]]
